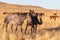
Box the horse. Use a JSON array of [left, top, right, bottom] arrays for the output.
[[24, 10, 43, 34], [2, 12, 28, 33], [50, 15, 59, 21]]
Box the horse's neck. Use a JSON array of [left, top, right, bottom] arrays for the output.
[[27, 13, 32, 23], [27, 13, 30, 19], [27, 13, 29, 18]]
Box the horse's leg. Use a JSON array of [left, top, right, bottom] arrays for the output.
[[31, 24, 34, 34], [24, 22, 28, 34], [11, 25, 13, 32], [31, 26, 33, 34], [5, 22, 9, 32], [15, 25, 18, 32], [2, 23, 5, 28], [20, 25, 23, 34], [35, 24, 37, 34]]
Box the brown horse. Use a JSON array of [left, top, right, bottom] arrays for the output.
[[25, 10, 43, 34], [50, 15, 59, 20], [2, 12, 27, 33]]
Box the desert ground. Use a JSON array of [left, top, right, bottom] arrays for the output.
[[0, 2, 60, 40]]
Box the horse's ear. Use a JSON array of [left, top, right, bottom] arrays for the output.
[[29, 9, 34, 13]]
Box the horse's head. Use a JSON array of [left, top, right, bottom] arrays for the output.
[[39, 13, 44, 17]]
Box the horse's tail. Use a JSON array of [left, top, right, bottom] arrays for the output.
[[2, 17, 8, 28], [4, 17, 8, 23]]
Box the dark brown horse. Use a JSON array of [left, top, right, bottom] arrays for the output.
[[25, 10, 43, 34]]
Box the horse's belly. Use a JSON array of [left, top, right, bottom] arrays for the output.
[[9, 20, 20, 25]]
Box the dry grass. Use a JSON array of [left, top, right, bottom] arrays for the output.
[[0, 16, 60, 40], [0, 2, 60, 40]]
